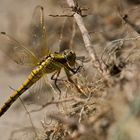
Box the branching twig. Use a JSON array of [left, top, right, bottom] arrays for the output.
[[123, 14, 140, 35], [65, 0, 104, 75], [30, 96, 88, 113], [79, 92, 91, 123], [109, 36, 140, 43], [48, 113, 86, 138], [30, 97, 75, 112]]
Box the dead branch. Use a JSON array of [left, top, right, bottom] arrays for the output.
[[65, 0, 104, 75]]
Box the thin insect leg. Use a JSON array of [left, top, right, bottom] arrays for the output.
[[75, 65, 83, 73], [64, 68, 85, 95], [66, 62, 83, 75], [51, 71, 59, 81], [51, 70, 61, 96]]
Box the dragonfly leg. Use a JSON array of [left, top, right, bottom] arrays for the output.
[[51, 70, 61, 95], [64, 68, 85, 94], [66, 63, 82, 75], [74, 65, 83, 73]]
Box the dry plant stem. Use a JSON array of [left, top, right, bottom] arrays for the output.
[[123, 14, 140, 35], [30, 97, 75, 112], [19, 97, 39, 139], [70, 19, 76, 49], [66, 0, 104, 74], [79, 92, 91, 123], [30, 96, 90, 113], [59, 18, 68, 50]]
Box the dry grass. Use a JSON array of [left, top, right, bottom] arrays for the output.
[[0, 0, 140, 140]]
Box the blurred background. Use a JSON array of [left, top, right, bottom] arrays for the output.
[[0, 0, 140, 140]]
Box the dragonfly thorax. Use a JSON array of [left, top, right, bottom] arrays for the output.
[[41, 50, 76, 73]]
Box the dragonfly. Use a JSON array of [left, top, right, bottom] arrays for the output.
[[0, 5, 79, 117]]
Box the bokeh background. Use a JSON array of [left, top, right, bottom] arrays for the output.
[[0, 0, 140, 140]]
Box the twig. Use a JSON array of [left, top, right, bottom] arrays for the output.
[[65, 0, 104, 74], [70, 19, 76, 49], [49, 14, 73, 17], [30, 97, 75, 112], [48, 113, 86, 135], [30, 96, 90, 113], [78, 92, 91, 123], [8, 86, 38, 139], [106, 35, 140, 46], [19, 97, 39, 139], [123, 14, 140, 35]]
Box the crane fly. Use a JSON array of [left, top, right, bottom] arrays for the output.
[[0, 5, 78, 117]]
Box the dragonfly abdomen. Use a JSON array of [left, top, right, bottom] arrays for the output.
[[0, 65, 43, 117]]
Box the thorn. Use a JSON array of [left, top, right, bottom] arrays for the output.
[[40, 6, 43, 10], [1, 32, 6, 35]]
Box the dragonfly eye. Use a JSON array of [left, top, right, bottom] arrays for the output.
[[63, 50, 75, 59], [63, 50, 76, 66], [69, 51, 73, 54], [63, 50, 69, 57]]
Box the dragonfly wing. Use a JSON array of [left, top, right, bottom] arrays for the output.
[[28, 5, 50, 59], [22, 75, 56, 106], [59, 18, 74, 52], [0, 32, 39, 66], [59, 18, 87, 63]]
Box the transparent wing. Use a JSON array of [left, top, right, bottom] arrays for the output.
[[28, 5, 50, 59], [59, 18, 74, 52], [22, 75, 56, 107], [0, 32, 39, 66]]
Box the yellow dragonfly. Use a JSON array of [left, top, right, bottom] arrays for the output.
[[0, 5, 79, 117]]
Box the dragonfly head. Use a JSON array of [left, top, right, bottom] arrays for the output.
[[63, 49, 76, 66]]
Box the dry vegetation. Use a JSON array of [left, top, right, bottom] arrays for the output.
[[0, 0, 140, 140]]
